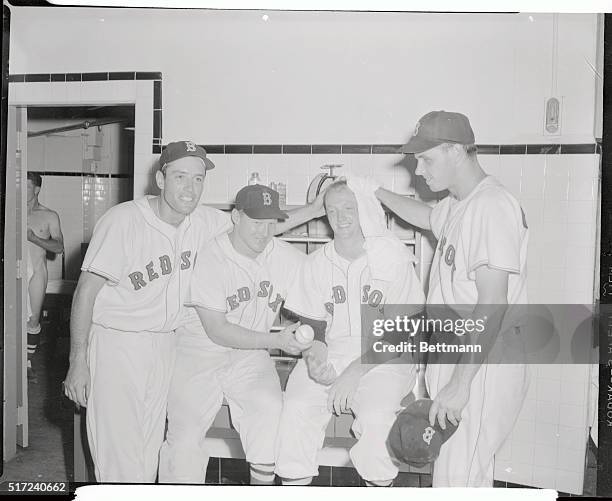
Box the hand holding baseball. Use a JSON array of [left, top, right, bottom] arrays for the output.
[[278, 322, 312, 355]]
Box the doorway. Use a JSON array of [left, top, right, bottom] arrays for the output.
[[3, 104, 135, 482]]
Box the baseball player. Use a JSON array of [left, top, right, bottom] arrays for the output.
[[159, 184, 311, 485], [376, 111, 529, 487], [62, 141, 231, 482], [26, 172, 64, 381], [275, 180, 425, 487]]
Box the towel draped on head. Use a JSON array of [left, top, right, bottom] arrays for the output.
[[343, 174, 417, 281]]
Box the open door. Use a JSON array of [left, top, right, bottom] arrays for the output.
[[4, 105, 29, 461]]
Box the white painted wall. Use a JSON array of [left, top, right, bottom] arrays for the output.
[[8, 9, 599, 144]]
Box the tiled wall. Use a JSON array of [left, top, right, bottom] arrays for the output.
[[28, 122, 133, 281]]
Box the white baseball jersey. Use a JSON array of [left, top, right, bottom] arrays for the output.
[[82, 196, 230, 332], [425, 175, 529, 487], [284, 241, 425, 363], [184, 233, 305, 344], [428, 175, 528, 307]]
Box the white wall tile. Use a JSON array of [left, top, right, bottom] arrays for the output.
[[536, 401, 560, 425], [568, 200, 596, 224], [534, 443, 557, 467], [555, 469, 584, 495], [558, 425, 587, 452], [479, 155, 500, 178], [536, 377, 562, 403], [534, 421, 560, 447], [531, 466, 556, 489], [559, 403, 586, 428], [511, 441, 535, 464], [111, 80, 137, 102], [569, 177, 597, 201], [521, 156, 546, 199], [498, 155, 523, 199]]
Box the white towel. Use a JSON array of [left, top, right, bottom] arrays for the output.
[[344, 174, 417, 281]]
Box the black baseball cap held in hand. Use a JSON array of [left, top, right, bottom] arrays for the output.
[[398, 110, 475, 154], [160, 141, 216, 170], [235, 184, 289, 221], [387, 398, 459, 467]]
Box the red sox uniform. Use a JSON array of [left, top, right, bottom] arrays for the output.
[[159, 233, 305, 483], [275, 242, 425, 483], [425, 175, 529, 487], [82, 198, 230, 482]]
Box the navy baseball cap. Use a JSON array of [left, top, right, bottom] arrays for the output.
[[159, 141, 215, 170], [398, 111, 475, 154], [235, 185, 288, 221], [387, 398, 459, 467]]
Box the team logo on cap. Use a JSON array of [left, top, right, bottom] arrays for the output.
[[413, 122, 421, 136], [185, 141, 197, 152], [422, 426, 435, 445], [262, 192, 272, 206]]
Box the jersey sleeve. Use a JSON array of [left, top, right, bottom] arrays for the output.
[[429, 197, 451, 240], [465, 191, 523, 280], [81, 205, 132, 285], [193, 205, 232, 246], [284, 254, 328, 321], [186, 246, 228, 313]]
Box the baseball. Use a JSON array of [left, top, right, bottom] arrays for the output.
[[295, 324, 315, 344]]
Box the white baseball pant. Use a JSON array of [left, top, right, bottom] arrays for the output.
[[85, 325, 176, 482], [275, 359, 416, 483], [159, 330, 283, 483], [426, 362, 529, 487]]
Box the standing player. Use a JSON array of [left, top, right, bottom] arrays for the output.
[[62, 140, 324, 483], [26, 172, 64, 380], [159, 184, 311, 485], [62, 141, 229, 482], [275, 180, 425, 487], [375, 111, 529, 486]]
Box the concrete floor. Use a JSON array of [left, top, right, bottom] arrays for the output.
[[1, 332, 73, 483]]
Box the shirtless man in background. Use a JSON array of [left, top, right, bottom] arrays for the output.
[[26, 172, 64, 380]]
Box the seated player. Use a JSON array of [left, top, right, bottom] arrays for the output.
[[275, 179, 425, 487], [159, 184, 312, 485]]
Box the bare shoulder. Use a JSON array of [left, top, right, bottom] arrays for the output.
[[36, 205, 61, 221]]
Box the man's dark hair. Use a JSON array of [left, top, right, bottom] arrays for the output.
[[27, 172, 42, 188]]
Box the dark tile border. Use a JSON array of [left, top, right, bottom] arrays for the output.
[[31, 171, 133, 179], [312, 144, 342, 154], [9, 72, 163, 153], [500, 144, 527, 154], [254, 144, 282, 154], [162, 143, 599, 157]]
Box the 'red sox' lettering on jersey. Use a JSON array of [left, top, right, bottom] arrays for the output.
[[226, 281, 285, 312], [128, 251, 196, 291], [324, 284, 385, 315]]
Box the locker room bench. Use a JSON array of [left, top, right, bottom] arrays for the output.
[[73, 356, 431, 481], [202, 356, 431, 475]]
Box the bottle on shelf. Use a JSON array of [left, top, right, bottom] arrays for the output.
[[277, 182, 287, 208], [249, 172, 262, 185]]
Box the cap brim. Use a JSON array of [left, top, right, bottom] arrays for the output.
[[203, 156, 215, 170], [243, 208, 289, 221], [397, 136, 444, 154]]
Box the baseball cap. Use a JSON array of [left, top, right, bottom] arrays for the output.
[[159, 141, 215, 170], [387, 398, 459, 467], [398, 111, 475, 154], [235, 184, 289, 221]]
